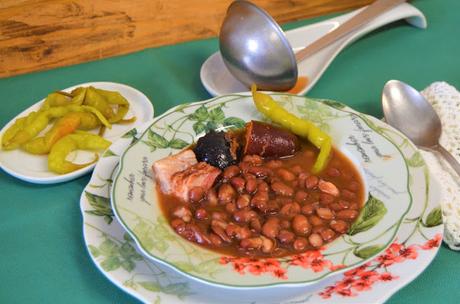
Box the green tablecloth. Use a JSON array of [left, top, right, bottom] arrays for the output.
[[1, 0, 459, 302]]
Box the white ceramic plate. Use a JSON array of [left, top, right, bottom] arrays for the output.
[[0, 82, 153, 184], [200, 3, 426, 97], [111, 93, 432, 289], [81, 103, 442, 303]]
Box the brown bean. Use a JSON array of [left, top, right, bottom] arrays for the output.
[[336, 210, 359, 220], [266, 200, 280, 214], [308, 233, 323, 248], [277, 168, 296, 182], [245, 178, 258, 194], [309, 215, 324, 226], [338, 200, 351, 209], [348, 181, 360, 191], [240, 236, 274, 253], [301, 203, 317, 215], [212, 211, 228, 221], [172, 206, 192, 222], [290, 165, 303, 175], [316, 207, 335, 220], [195, 208, 208, 220], [278, 230, 295, 244], [272, 181, 294, 197], [266, 160, 283, 169], [239, 162, 251, 172], [209, 233, 223, 246], [305, 175, 319, 189], [342, 189, 356, 200], [298, 173, 308, 189], [280, 202, 301, 218], [250, 217, 262, 232], [225, 202, 237, 213], [240, 237, 263, 250], [320, 228, 336, 241], [206, 188, 218, 206], [218, 184, 236, 204], [261, 236, 275, 253], [222, 165, 240, 180], [233, 209, 258, 223], [230, 177, 246, 193], [262, 217, 280, 238], [188, 224, 211, 245], [293, 237, 308, 251], [312, 226, 324, 234], [236, 194, 251, 209], [295, 190, 308, 202], [243, 154, 263, 165], [226, 223, 251, 240], [251, 191, 269, 208], [327, 168, 341, 177], [257, 180, 270, 192], [248, 166, 272, 178], [211, 220, 231, 242], [329, 203, 342, 211], [292, 215, 311, 236], [277, 197, 293, 206], [171, 218, 186, 233], [211, 219, 228, 229], [330, 220, 349, 234], [280, 219, 291, 229], [320, 193, 335, 204], [350, 203, 359, 210], [243, 172, 256, 180], [318, 180, 340, 197], [189, 186, 204, 203]]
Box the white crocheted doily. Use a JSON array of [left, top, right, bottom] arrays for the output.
[[421, 82, 460, 250]]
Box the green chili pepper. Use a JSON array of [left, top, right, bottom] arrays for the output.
[[251, 85, 332, 173]]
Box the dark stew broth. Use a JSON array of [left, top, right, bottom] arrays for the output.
[[157, 139, 365, 258]]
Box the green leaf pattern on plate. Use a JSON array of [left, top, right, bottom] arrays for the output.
[[348, 195, 388, 236], [424, 207, 443, 227], [85, 191, 114, 224], [407, 151, 425, 167], [139, 99, 248, 153], [89, 233, 143, 272], [353, 245, 385, 259]]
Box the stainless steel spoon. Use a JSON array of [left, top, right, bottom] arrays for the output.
[[219, 0, 406, 91], [382, 80, 460, 175]]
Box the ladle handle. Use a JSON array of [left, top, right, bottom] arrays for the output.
[[435, 144, 460, 177], [295, 0, 407, 62]]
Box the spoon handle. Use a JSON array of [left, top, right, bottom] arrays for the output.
[[435, 144, 460, 176], [295, 0, 406, 62]]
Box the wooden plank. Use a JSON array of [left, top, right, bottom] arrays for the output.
[[0, 0, 372, 78]]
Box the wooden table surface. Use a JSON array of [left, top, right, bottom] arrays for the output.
[[0, 0, 373, 78]]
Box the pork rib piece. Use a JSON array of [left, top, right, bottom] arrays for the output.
[[152, 149, 197, 194], [170, 162, 221, 201]]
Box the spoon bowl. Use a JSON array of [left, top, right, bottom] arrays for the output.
[[382, 80, 460, 177], [219, 0, 297, 91], [382, 80, 441, 148]]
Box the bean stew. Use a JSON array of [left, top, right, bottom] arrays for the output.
[[154, 121, 365, 258]]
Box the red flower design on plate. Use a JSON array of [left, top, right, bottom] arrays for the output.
[[420, 233, 442, 250], [318, 234, 442, 299], [219, 234, 441, 290], [220, 248, 341, 279]]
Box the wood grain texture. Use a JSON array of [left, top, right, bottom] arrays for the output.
[[0, 0, 373, 78]]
